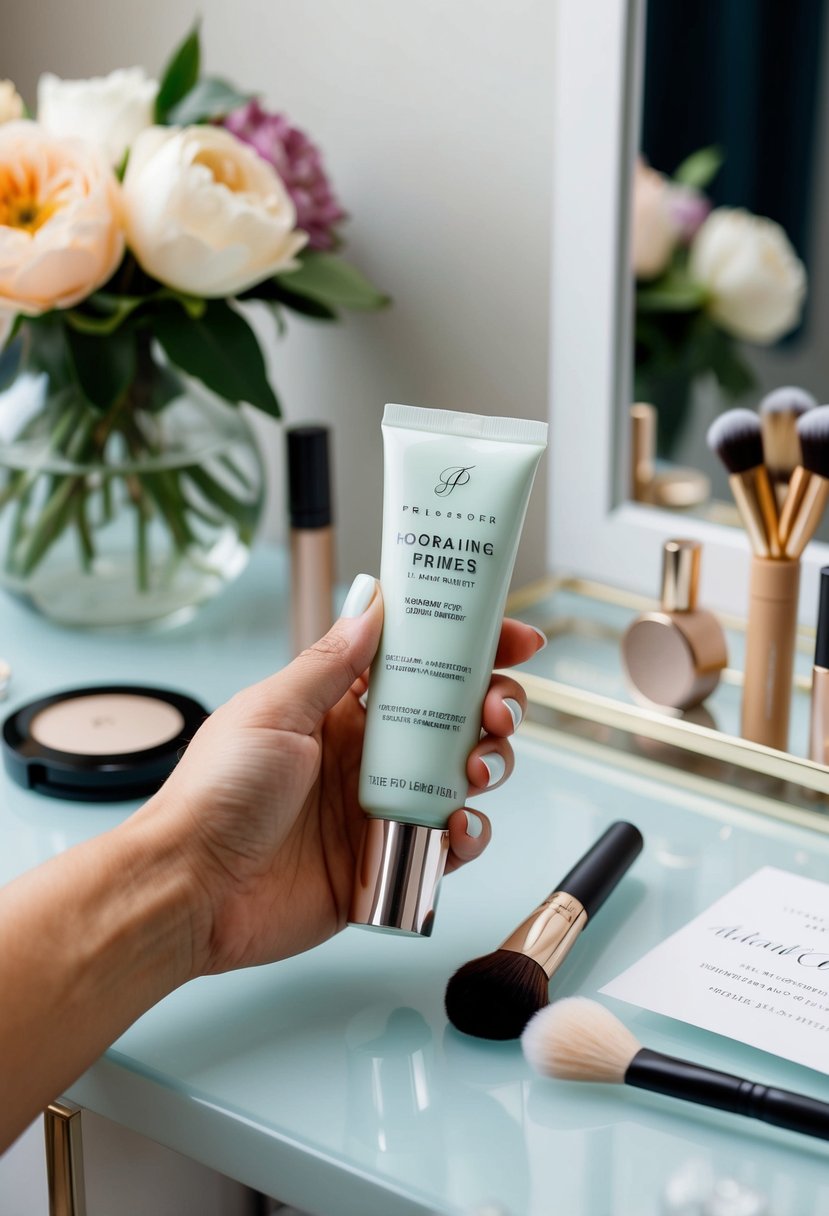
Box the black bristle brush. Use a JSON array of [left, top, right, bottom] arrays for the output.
[[759, 386, 816, 502], [779, 404, 829, 558], [523, 998, 829, 1143], [444, 822, 643, 1040], [706, 408, 780, 556]]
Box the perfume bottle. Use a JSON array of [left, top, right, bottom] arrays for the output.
[[621, 539, 727, 712]]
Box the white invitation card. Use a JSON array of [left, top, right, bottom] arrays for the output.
[[602, 866, 829, 1075]]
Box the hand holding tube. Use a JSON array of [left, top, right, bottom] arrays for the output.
[[0, 574, 544, 1152]]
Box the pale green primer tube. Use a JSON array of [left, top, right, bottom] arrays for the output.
[[349, 403, 548, 935]]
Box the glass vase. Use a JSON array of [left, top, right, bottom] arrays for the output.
[[0, 333, 265, 629]]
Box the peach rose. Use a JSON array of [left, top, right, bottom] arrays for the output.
[[0, 121, 124, 315], [631, 159, 681, 280]]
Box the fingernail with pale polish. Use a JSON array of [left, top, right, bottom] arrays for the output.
[[530, 626, 548, 652], [464, 810, 484, 839], [480, 753, 506, 788], [341, 573, 377, 618], [503, 697, 523, 730]]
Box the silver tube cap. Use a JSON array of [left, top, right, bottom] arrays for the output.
[[349, 818, 450, 936]]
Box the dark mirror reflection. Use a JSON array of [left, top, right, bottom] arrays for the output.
[[628, 0, 829, 542]]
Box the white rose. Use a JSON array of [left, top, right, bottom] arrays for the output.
[[0, 81, 24, 125], [631, 160, 680, 279], [37, 68, 158, 165], [690, 207, 806, 343], [121, 125, 307, 297]]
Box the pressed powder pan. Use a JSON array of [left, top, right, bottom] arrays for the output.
[[2, 684, 209, 801]]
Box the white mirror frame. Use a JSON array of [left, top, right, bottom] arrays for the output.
[[548, 0, 828, 621]]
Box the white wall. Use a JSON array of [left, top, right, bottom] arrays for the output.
[[0, 0, 556, 587]]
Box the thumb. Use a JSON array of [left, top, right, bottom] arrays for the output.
[[240, 574, 383, 735]]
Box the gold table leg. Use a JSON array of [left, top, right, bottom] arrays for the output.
[[44, 1101, 86, 1216]]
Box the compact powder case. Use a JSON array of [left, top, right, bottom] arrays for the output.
[[2, 684, 209, 801]]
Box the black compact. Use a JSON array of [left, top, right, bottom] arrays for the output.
[[2, 684, 209, 801]]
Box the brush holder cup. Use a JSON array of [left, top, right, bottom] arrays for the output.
[[741, 557, 801, 751]]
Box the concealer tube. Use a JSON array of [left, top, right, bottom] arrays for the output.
[[808, 566, 829, 764], [741, 557, 800, 751], [287, 425, 335, 656]]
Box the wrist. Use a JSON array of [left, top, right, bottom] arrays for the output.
[[112, 797, 215, 987]]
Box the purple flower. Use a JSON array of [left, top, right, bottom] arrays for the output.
[[669, 186, 712, 244], [224, 100, 346, 251]]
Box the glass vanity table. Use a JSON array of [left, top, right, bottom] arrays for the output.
[[0, 548, 825, 1216], [2, 3, 829, 1213]]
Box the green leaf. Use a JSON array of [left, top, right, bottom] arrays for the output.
[[167, 77, 250, 125], [0, 336, 22, 391], [153, 300, 280, 417], [240, 277, 338, 320], [159, 289, 206, 320], [66, 295, 146, 336], [26, 316, 72, 383], [707, 330, 757, 399], [65, 325, 137, 412], [155, 23, 201, 122], [277, 251, 390, 312], [673, 145, 724, 191], [636, 280, 707, 313]]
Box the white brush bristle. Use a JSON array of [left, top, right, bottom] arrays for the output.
[[760, 386, 816, 417], [521, 997, 640, 1083]]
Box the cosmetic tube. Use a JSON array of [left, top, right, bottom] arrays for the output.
[[287, 425, 335, 656], [808, 566, 829, 764], [741, 556, 800, 750], [349, 404, 548, 935]]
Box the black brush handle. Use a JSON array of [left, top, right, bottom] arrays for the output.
[[556, 821, 643, 918], [627, 1048, 829, 1142]]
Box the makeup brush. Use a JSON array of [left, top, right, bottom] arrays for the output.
[[778, 405, 829, 559], [759, 386, 816, 509], [522, 997, 829, 1143], [444, 822, 643, 1040], [706, 409, 780, 557]]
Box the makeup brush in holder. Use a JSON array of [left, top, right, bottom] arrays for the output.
[[707, 409, 791, 749], [759, 386, 816, 511], [707, 402, 829, 752], [523, 997, 829, 1144], [778, 406, 829, 559]]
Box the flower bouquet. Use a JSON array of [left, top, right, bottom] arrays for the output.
[[633, 148, 806, 456], [0, 25, 387, 627]]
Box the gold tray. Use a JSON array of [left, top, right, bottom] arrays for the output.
[[506, 575, 829, 816]]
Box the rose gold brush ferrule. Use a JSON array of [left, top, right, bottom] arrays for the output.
[[499, 891, 588, 977], [781, 475, 829, 560], [729, 469, 780, 557], [779, 466, 810, 553]]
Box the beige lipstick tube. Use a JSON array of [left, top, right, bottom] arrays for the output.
[[290, 527, 335, 654], [741, 557, 800, 751], [287, 425, 335, 656]]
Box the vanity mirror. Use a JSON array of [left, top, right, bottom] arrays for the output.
[[549, 0, 829, 615], [543, 0, 829, 789]]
